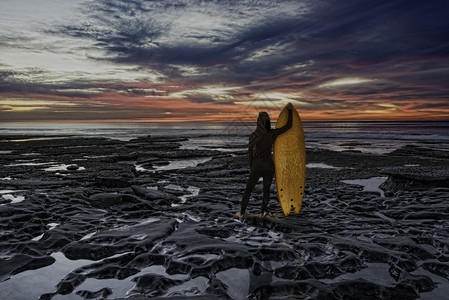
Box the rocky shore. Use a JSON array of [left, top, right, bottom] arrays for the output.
[[1, 135, 448, 299]]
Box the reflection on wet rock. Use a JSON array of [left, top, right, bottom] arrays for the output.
[[0, 136, 448, 299]]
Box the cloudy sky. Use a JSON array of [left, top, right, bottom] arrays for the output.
[[1, 0, 448, 122]]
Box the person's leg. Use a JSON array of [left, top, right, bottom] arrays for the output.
[[261, 172, 274, 216], [240, 171, 260, 215]]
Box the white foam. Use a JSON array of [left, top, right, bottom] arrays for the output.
[[44, 164, 85, 172], [164, 184, 184, 191], [0, 191, 25, 205], [154, 157, 212, 171], [135, 164, 147, 172], [48, 223, 59, 229], [111, 218, 160, 232], [179, 186, 200, 203], [32, 223, 60, 241], [0, 190, 18, 194], [32, 234, 45, 242], [306, 163, 340, 169], [181, 213, 201, 222], [80, 231, 97, 241], [21, 152, 41, 156], [44, 164, 72, 171], [8, 161, 55, 167]]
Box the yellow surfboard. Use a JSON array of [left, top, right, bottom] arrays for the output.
[[273, 104, 306, 216]]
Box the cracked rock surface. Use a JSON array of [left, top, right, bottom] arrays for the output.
[[0, 135, 448, 299]]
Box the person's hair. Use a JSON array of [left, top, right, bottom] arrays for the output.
[[257, 112, 271, 131]]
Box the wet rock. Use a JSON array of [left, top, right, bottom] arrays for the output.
[[339, 254, 365, 272], [56, 277, 86, 295], [373, 236, 434, 260], [389, 263, 406, 282], [380, 166, 449, 192], [152, 296, 222, 300], [129, 135, 188, 143], [165, 259, 192, 275], [0, 254, 55, 281], [305, 262, 342, 279], [384, 190, 394, 197], [130, 274, 182, 297], [326, 278, 421, 299], [398, 273, 435, 294], [67, 165, 79, 171], [88, 193, 141, 207], [89, 265, 140, 280], [4, 179, 75, 188], [389, 145, 449, 159], [131, 185, 176, 202], [326, 279, 388, 299], [113, 153, 139, 161], [274, 265, 311, 280], [342, 149, 362, 153], [250, 281, 321, 299], [152, 160, 171, 167], [62, 219, 177, 260], [1, 134, 448, 299], [95, 176, 131, 188], [404, 211, 449, 220], [423, 262, 449, 279], [205, 278, 231, 299], [76, 287, 113, 299]]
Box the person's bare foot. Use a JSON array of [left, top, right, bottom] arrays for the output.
[[236, 212, 246, 219], [259, 212, 267, 219]]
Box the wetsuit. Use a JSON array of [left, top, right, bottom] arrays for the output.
[[240, 108, 293, 215]]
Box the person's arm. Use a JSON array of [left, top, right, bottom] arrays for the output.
[[273, 103, 293, 138]]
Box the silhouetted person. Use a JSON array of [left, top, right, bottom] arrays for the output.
[[237, 103, 293, 218]]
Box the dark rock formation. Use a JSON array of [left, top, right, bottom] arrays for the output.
[[380, 166, 449, 192]]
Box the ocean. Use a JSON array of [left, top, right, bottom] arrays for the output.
[[1, 120, 448, 154]]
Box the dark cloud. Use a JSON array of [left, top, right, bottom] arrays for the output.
[[0, 77, 96, 98], [300, 98, 356, 110], [411, 102, 449, 110], [0, 68, 119, 99], [2, 0, 448, 120], [0, 107, 159, 122], [305, 0, 449, 64], [52, 0, 449, 87], [54, 1, 302, 68]]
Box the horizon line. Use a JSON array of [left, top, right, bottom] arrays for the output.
[[1, 118, 449, 123]]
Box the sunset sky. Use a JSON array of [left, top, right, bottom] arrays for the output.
[[1, 0, 448, 122]]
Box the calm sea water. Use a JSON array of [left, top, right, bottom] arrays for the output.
[[1, 121, 448, 154]]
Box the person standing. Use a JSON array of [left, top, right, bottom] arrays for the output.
[[237, 103, 293, 218]]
